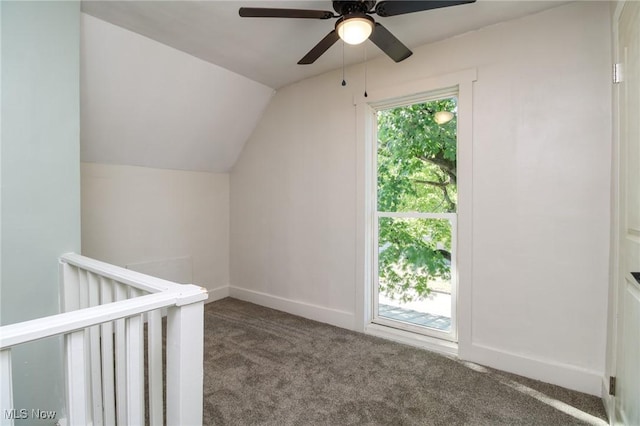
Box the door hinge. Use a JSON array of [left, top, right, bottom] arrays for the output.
[[613, 63, 623, 84], [609, 376, 616, 396]]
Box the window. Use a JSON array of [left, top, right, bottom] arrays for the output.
[[373, 95, 458, 341], [355, 69, 475, 352]]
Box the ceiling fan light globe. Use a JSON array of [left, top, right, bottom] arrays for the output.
[[434, 111, 454, 125], [337, 17, 373, 45]]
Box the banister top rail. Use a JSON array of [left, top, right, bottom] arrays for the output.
[[1, 253, 208, 350], [0, 288, 206, 350], [60, 253, 188, 294]]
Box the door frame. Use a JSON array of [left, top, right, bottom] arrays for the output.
[[603, 1, 623, 417], [604, 0, 640, 422]]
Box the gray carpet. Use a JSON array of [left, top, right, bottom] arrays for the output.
[[202, 298, 607, 425]]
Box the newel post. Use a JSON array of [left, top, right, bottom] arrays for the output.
[[166, 300, 205, 426], [0, 349, 14, 426]]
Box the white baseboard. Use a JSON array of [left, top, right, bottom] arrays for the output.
[[228, 286, 355, 330], [205, 285, 230, 303], [461, 342, 603, 396]]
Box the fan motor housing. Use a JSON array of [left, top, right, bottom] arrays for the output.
[[332, 1, 375, 16]]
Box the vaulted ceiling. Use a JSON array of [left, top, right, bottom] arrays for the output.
[[80, 13, 274, 172], [81, 1, 569, 89], [80, 1, 569, 172]]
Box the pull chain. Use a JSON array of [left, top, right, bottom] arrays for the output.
[[364, 43, 368, 97], [341, 40, 346, 86]]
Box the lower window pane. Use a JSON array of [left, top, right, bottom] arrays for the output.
[[377, 217, 452, 332]]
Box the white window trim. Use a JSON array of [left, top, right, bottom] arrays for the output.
[[355, 68, 476, 356]]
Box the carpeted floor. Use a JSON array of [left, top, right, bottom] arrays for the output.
[[202, 298, 607, 425]]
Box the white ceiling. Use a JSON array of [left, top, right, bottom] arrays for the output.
[[81, 0, 569, 89]]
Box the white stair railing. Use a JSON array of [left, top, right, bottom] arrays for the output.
[[0, 253, 208, 426]]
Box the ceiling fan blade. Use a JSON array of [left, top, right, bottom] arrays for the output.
[[375, 0, 476, 17], [369, 23, 412, 63], [298, 30, 340, 65], [239, 7, 334, 19]]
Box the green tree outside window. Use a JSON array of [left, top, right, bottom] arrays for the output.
[[377, 98, 457, 302]]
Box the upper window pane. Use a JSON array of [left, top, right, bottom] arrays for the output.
[[377, 97, 458, 214]]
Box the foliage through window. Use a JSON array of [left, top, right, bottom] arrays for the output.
[[377, 97, 457, 303]]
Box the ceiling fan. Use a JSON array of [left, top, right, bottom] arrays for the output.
[[239, 1, 476, 65]]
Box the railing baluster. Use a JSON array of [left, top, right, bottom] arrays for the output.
[[99, 277, 116, 426], [126, 314, 144, 425], [79, 269, 89, 309], [167, 302, 205, 426], [0, 349, 13, 426], [130, 287, 141, 298], [114, 281, 128, 425], [65, 330, 88, 425], [148, 309, 164, 426], [77, 269, 93, 424], [60, 262, 80, 312], [87, 272, 104, 426], [88, 271, 100, 308]]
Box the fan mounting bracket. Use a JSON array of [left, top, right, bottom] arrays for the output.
[[332, 1, 376, 16]]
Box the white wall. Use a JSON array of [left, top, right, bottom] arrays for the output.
[[80, 12, 272, 297], [1, 0, 81, 420], [231, 2, 612, 395], [81, 13, 273, 173], [81, 163, 229, 296]]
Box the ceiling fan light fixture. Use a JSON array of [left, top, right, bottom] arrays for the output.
[[434, 111, 454, 125], [336, 16, 374, 45]]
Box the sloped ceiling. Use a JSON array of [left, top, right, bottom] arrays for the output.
[[81, 13, 274, 173], [80, 1, 568, 172], [81, 0, 569, 89]]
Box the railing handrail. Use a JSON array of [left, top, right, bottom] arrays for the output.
[[1, 254, 208, 350], [0, 287, 206, 350], [60, 253, 189, 294]]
